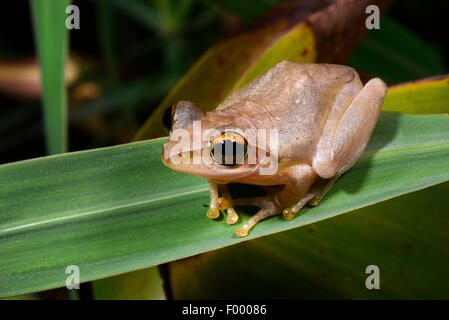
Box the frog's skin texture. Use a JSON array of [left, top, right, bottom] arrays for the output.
[[162, 61, 388, 237]]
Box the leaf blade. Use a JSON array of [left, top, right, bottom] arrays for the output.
[[30, 0, 71, 154], [0, 112, 448, 297], [383, 74, 449, 114], [168, 182, 449, 299]]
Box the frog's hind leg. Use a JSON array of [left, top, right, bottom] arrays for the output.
[[235, 164, 318, 237], [308, 176, 339, 206], [312, 78, 387, 180], [282, 189, 319, 220], [283, 175, 338, 212], [277, 164, 318, 221], [234, 184, 314, 237], [217, 184, 239, 225], [309, 78, 387, 206]]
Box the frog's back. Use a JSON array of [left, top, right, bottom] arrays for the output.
[[216, 61, 361, 162]]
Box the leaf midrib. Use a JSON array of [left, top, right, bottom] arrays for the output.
[[0, 184, 209, 237]]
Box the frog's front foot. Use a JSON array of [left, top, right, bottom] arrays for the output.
[[206, 181, 239, 223], [206, 182, 280, 236], [206, 207, 220, 219], [233, 197, 281, 237], [218, 184, 239, 224], [206, 180, 220, 219]]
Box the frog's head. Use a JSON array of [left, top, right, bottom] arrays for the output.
[[162, 101, 275, 182]]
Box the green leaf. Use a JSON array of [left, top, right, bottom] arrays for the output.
[[348, 17, 446, 84], [168, 182, 449, 299], [0, 112, 448, 297], [383, 74, 449, 114], [31, 0, 71, 155]]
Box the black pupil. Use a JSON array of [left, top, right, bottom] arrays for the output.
[[211, 139, 246, 166]]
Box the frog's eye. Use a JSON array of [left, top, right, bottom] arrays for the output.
[[162, 105, 174, 132], [210, 132, 248, 166]]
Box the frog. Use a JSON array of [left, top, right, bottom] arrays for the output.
[[162, 61, 387, 237]]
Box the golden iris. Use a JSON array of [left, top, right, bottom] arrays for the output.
[[210, 132, 248, 166]]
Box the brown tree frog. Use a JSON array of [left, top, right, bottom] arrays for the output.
[[162, 61, 387, 237]]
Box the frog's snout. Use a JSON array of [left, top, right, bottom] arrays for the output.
[[161, 140, 180, 169], [162, 139, 196, 170]]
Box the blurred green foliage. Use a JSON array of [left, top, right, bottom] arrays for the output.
[[31, 0, 71, 154]]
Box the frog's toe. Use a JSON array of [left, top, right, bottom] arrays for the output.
[[217, 196, 239, 224], [217, 197, 229, 210], [282, 191, 319, 220], [235, 224, 250, 237], [283, 207, 297, 220], [206, 206, 220, 219], [226, 207, 239, 225]]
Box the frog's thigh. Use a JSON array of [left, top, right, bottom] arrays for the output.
[[275, 165, 317, 206], [312, 78, 387, 179]]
